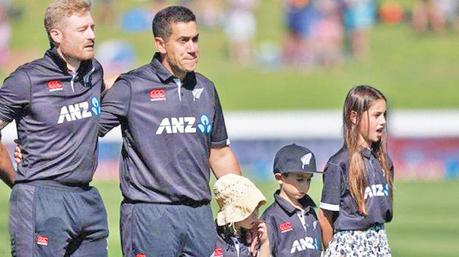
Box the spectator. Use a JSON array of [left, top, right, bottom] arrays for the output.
[[192, 0, 224, 28], [436, 0, 459, 29], [95, 0, 114, 25], [342, 0, 377, 60], [150, 0, 169, 15], [379, 0, 405, 25], [282, 0, 319, 67], [224, 0, 259, 64], [412, 0, 446, 33], [311, 0, 343, 67]]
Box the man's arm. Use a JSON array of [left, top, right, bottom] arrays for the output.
[[0, 69, 32, 188], [209, 146, 241, 179], [0, 122, 15, 188], [319, 162, 343, 249], [0, 143, 15, 188], [98, 77, 131, 137]]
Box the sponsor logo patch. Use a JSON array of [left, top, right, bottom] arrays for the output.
[[48, 80, 63, 92], [197, 115, 212, 134], [213, 247, 223, 257], [290, 237, 321, 253], [57, 97, 100, 124], [36, 235, 48, 246], [279, 221, 293, 233], [150, 88, 166, 101], [364, 184, 390, 199], [155, 115, 212, 135]]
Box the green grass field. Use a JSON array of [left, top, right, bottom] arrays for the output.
[[0, 180, 458, 257]]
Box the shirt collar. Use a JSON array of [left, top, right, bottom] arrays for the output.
[[360, 147, 377, 159], [150, 52, 197, 88], [274, 190, 316, 215], [343, 144, 375, 159], [45, 47, 94, 77], [150, 52, 175, 83]]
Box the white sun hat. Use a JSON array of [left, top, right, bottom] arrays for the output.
[[213, 174, 266, 226]]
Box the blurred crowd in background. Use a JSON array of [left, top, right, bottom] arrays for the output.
[[279, 0, 459, 68], [0, 0, 459, 75]]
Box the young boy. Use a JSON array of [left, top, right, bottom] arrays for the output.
[[262, 144, 323, 257]]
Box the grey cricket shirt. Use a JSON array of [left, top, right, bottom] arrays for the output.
[[0, 48, 104, 186], [262, 192, 322, 256], [320, 146, 394, 231], [99, 53, 229, 203]]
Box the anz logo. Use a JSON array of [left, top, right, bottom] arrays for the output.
[[156, 115, 212, 135], [57, 97, 100, 124], [290, 237, 321, 253], [364, 184, 390, 199]]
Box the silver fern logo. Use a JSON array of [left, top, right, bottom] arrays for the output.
[[301, 153, 312, 169], [192, 88, 204, 101]]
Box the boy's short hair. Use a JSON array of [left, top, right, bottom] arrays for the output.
[[273, 144, 322, 174]]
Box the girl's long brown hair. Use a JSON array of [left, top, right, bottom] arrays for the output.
[[343, 85, 393, 215]]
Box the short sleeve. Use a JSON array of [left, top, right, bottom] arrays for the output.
[[210, 87, 229, 147], [0, 70, 31, 123], [98, 77, 131, 137], [261, 214, 277, 255], [388, 156, 395, 180], [320, 162, 343, 211], [266, 221, 277, 254]]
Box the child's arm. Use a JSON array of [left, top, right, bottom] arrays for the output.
[[318, 209, 335, 249], [249, 222, 271, 257], [256, 222, 270, 257]]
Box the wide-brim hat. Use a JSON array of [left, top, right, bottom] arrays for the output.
[[213, 174, 266, 226]]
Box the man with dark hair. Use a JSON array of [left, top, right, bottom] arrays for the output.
[[152, 5, 196, 39], [99, 5, 241, 257], [0, 1, 108, 256]]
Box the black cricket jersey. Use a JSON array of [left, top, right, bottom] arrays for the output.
[[0, 48, 104, 186], [99, 53, 229, 204], [213, 225, 252, 257], [262, 192, 322, 257], [320, 146, 394, 231]]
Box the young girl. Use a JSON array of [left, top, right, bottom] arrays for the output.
[[212, 174, 270, 257], [319, 85, 394, 256]]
